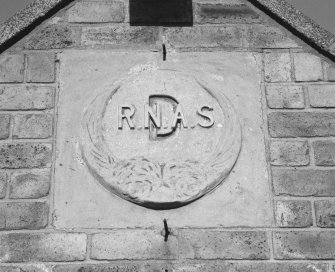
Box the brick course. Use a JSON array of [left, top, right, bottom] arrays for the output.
[[274, 231, 335, 259], [0, 115, 10, 140], [164, 26, 243, 49], [293, 53, 323, 82], [68, 1, 125, 23], [9, 170, 50, 199], [13, 114, 53, 139], [313, 140, 335, 166], [0, 233, 87, 262], [315, 200, 335, 228], [0, 86, 55, 110], [91, 230, 178, 260], [178, 230, 269, 260], [266, 85, 305, 109], [268, 112, 335, 137], [0, 54, 24, 83], [269, 140, 309, 166], [264, 52, 291, 82], [309, 84, 335, 107], [275, 200, 312, 227], [272, 168, 335, 196], [0, 143, 52, 169], [26, 53, 55, 83]]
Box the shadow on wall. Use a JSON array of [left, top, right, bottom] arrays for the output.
[[129, 0, 193, 26]]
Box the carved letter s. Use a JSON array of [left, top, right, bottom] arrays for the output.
[[197, 106, 214, 128]]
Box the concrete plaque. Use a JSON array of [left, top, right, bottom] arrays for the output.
[[55, 51, 273, 228], [81, 68, 241, 209]]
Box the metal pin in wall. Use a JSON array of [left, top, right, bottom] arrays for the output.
[[163, 44, 167, 61], [163, 219, 170, 242]]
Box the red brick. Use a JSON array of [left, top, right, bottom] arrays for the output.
[[269, 140, 309, 166], [179, 230, 269, 259], [0, 86, 55, 110], [264, 52, 291, 82], [272, 168, 335, 196], [275, 200, 312, 227], [315, 200, 335, 228], [164, 26, 242, 49], [81, 26, 159, 48], [53, 262, 329, 272], [265, 85, 304, 109], [246, 25, 299, 48], [268, 112, 335, 137], [68, 1, 125, 23], [0, 54, 24, 83], [0, 233, 87, 262], [293, 53, 323, 82], [91, 230, 178, 260], [13, 114, 53, 139], [194, 2, 261, 24], [23, 24, 80, 50], [274, 231, 335, 259], [313, 140, 335, 166], [309, 84, 335, 107], [0, 115, 10, 140], [5, 202, 48, 230], [0, 172, 6, 199], [10, 169, 50, 199], [26, 53, 55, 83], [0, 143, 52, 169]]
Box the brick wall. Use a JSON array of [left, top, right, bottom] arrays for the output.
[[1, 0, 335, 271]]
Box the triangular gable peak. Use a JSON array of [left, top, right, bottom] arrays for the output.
[[0, 0, 334, 61]]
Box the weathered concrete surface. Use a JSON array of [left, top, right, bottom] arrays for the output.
[[54, 50, 273, 228]]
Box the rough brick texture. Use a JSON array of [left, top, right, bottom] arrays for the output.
[[246, 25, 299, 48], [0, 54, 24, 83], [309, 84, 335, 107], [194, 2, 261, 24], [178, 230, 269, 260], [274, 231, 335, 259], [0, 143, 52, 169], [0, 114, 10, 140], [268, 112, 335, 137], [269, 140, 309, 166], [5, 202, 48, 230], [26, 53, 55, 83], [275, 200, 312, 227], [10, 169, 50, 199], [0, 233, 87, 262], [81, 26, 159, 47], [264, 52, 291, 82], [313, 140, 335, 166], [0, 173, 6, 199], [325, 62, 335, 81], [52, 262, 329, 272], [0, 86, 55, 110], [164, 26, 242, 49], [294, 53, 323, 82], [13, 114, 53, 139], [315, 200, 335, 228], [272, 168, 335, 196], [68, 1, 125, 23], [266, 85, 304, 109], [23, 24, 80, 50], [91, 230, 178, 260]]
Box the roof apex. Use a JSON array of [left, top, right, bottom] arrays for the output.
[[1, 0, 335, 60]]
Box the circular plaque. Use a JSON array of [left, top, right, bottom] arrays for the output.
[[81, 69, 241, 209]]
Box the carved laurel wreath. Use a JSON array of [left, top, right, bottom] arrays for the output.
[[80, 70, 242, 209]]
